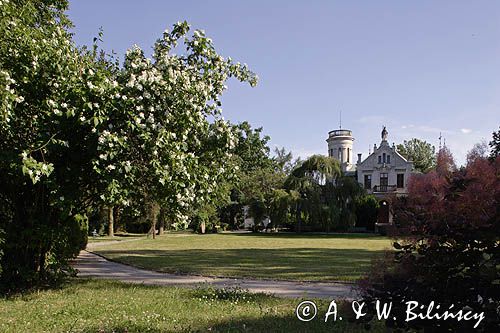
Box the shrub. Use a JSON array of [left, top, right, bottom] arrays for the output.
[[358, 156, 500, 332]]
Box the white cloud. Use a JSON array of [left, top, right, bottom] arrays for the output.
[[461, 128, 472, 134]]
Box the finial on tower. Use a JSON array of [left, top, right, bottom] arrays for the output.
[[339, 110, 342, 129]]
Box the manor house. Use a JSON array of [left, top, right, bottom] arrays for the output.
[[326, 126, 414, 226]]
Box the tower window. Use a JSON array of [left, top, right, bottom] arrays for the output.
[[347, 148, 350, 163], [378, 156, 382, 164], [387, 155, 391, 164], [383, 153, 386, 163]]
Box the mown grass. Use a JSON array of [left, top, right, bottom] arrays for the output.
[[93, 233, 391, 282], [0, 279, 385, 333], [87, 233, 146, 243]]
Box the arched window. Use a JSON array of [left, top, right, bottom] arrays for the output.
[[378, 156, 382, 164], [347, 148, 350, 163], [387, 155, 391, 164], [338, 148, 342, 161]]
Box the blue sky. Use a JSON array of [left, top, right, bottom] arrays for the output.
[[68, 0, 500, 165]]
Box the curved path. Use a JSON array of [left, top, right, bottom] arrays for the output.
[[73, 249, 359, 300]]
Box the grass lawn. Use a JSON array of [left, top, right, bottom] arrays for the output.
[[93, 233, 391, 282], [0, 279, 386, 333]]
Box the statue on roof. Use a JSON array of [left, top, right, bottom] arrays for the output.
[[381, 126, 388, 141]]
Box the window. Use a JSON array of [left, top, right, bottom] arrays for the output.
[[364, 175, 372, 190], [380, 173, 388, 191], [383, 153, 386, 163], [378, 156, 382, 164], [397, 174, 404, 188], [338, 148, 342, 161], [347, 148, 350, 163], [387, 155, 391, 164]]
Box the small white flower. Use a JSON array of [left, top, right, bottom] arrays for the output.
[[80, 116, 86, 122]]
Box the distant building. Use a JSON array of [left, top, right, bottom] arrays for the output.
[[326, 129, 356, 173], [327, 126, 415, 227]]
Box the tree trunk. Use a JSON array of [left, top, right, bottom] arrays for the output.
[[158, 207, 165, 235], [296, 203, 302, 233], [149, 201, 160, 239], [108, 206, 114, 237]]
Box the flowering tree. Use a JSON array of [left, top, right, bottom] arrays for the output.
[[0, 0, 257, 288], [93, 22, 257, 236]]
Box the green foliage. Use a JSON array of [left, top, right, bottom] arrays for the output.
[[191, 203, 224, 233], [0, 0, 257, 288], [285, 155, 350, 232], [354, 195, 379, 231], [397, 138, 436, 173], [218, 123, 282, 230], [0, 0, 109, 288]]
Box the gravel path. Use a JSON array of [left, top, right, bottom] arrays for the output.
[[73, 250, 359, 300]]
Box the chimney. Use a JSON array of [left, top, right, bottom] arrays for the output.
[[357, 153, 362, 164]]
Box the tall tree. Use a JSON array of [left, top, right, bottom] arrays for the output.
[[397, 138, 436, 173], [489, 126, 500, 160], [466, 140, 489, 166], [272, 147, 301, 176], [284, 155, 341, 232], [0, 1, 257, 288]]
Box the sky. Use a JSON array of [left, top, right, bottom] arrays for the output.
[[67, 0, 500, 165]]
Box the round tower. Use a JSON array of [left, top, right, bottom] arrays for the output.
[[326, 129, 355, 172]]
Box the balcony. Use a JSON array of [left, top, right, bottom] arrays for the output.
[[372, 185, 397, 193]]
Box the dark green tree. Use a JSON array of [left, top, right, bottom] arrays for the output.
[[489, 126, 500, 160], [397, 138, 436, 173]]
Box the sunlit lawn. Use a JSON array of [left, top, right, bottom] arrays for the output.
[[0, 279, 386, 333], [93, 233, 391, 282]]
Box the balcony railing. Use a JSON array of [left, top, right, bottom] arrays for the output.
[[373, 185, 398, 193], [328, 129, 352, 137]]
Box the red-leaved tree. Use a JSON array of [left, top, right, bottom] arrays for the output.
[[358, 149, 500, 332]]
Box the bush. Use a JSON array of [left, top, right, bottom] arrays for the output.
[[358, 156, 500, 332]]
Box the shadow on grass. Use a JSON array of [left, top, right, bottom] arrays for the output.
[[79, 315, 368, 333], [224, 232, 388, 240], [96, 248, 385, 281]]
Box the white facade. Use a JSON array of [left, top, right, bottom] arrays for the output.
[[326, 129, 356, 172], [356, 127, 414, 196]]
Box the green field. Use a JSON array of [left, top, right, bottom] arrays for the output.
[[0, 279, 387, 333], [93, 233, 391, 282]]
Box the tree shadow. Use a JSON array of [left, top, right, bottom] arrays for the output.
[[225, 232, 388, 240], [96, 248, 384, 282]]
